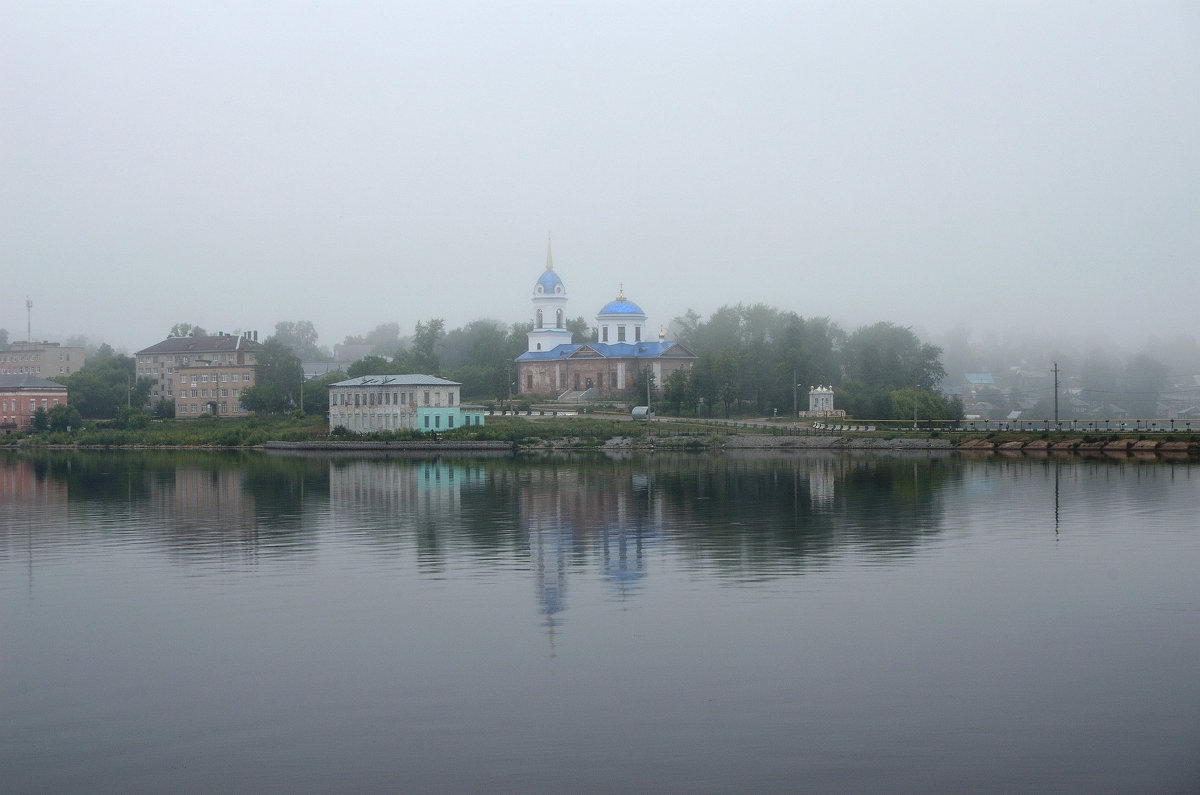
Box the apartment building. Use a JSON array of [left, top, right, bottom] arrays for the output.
[[136, 331, 263, 418], [0, 341, 87, 377]]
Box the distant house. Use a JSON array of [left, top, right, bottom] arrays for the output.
[[328, 374, 485, 434], [135, 332, 264, 418], [1, 341, 87, 377], [0, 374, 69, 431]]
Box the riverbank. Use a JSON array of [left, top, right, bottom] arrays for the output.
[[258, 434, 1199, 458]]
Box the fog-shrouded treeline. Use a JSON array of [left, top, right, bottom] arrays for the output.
[[933, 325, 1200, 420], [7, 311, 1198, 422]]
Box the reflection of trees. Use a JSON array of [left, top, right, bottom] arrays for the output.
[[2, 449, 957, 580], [646, 451, 954, 576], [0, 450, 330, 559]]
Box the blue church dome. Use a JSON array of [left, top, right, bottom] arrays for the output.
[[598, 297, 644, 315], [535, 268, 564, 294]]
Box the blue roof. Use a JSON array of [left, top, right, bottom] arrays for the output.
[[536, 269, 564, 293], [516, 342, 692, 362], [597, 298, 644, 315]]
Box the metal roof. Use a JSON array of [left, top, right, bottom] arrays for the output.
[[0, 374, 68, 390], [136, 335, 263, 356], [516, 342, 695, 362], [330, 374, 461, 387]]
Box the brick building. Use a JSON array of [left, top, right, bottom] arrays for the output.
[[0, 374, 69, 431]]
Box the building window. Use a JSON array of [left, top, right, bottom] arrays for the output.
[[448, 415, 454, 428], [618, 326, 626, 342], [424, 415, 429, 428], [527, 374, 533, 389], [556, 309, 564, 329], [448, 393, 454, 407], [435, 415, 441, 428], [635, 327, 641, 342], [602, 327, 609, 342], [424, 391, 430, 405]]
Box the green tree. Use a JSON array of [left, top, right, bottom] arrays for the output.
[[1121, 354, 1169, 418], [30, 406, 49, 432], [343, 323, 406, 357], [662, 368, 695, 415], [55, 355, 149, 419], [842, 322, 945, 390], [347, 355, 399, 378], [47, 402, 83, 432], [630, 367, 656, 404], [168, 322, 207, 338], [302, 370, 345, 413], [150, 398, 176, 419], [565, 315, 592, 343], [409, 318, 445, 374], [271, 320, 330, 360], [240, 339, 303, 414]]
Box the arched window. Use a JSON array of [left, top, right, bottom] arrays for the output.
[[536, 309, 543, 328], [556, 309, 564, 329]]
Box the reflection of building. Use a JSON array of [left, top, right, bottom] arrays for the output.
[[328, 375, 486, 434], [0, 374, 69, 430], [0, 457, 68, 521], [1, 341, 87, 377], [516, 244, 696, 398], [136, 332, 263, 418], [144, 466, 259, 541]]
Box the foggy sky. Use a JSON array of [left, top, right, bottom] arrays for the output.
[[3, 1, 1198, 353]]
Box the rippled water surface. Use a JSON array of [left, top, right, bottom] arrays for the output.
[[2, 450, 1198, 792]]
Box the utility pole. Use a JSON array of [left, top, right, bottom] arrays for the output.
[[793, 369, 797, 421], [1052, 361, 1060, 428], [26, 297, 32, 342], [913, 372, 919, 430]]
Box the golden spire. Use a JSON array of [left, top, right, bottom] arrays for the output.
[[546, 234, 553, 271], [617, 283, 625, 300]]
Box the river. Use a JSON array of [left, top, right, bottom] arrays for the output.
[[2, 449, 1197, 792]]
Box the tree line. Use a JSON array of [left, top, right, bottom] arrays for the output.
[[34, 309, 960, 423]]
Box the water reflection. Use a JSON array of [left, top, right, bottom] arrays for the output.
[[6, 449, 1191, 620], [2, 449, 965, 628], [3, 449, 1198, 792]]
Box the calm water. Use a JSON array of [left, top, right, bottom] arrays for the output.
[[2, 449, 1198, 793]]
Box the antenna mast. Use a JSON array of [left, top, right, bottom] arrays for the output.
[[26, 297, 32, 342]]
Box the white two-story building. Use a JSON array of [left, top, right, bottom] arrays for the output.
[[328, 374, 485, 434]]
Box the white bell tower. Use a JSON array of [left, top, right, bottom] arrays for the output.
[[527, 239, 572, 353]]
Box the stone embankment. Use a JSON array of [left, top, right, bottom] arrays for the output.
[[599, 434, 953, 451], [262, 440, 512, 453], [957, 438, 1199, 457]]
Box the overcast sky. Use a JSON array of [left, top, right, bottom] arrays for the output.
[[3, 1, 1198, 353]]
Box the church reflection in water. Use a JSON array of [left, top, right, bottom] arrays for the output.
[[323, 451, 954, 633], [2, 450, 955, 633]]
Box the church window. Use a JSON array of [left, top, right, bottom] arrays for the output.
[[618, 325, 626, 342], [635, 327, 641, 342], [602, 327, 609, 342], [536, 309, 543, 328], [537, 343, 541, 350], [556, 309, 563, 329]]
